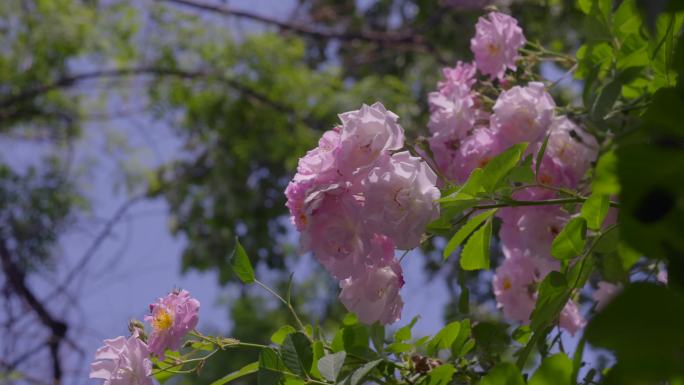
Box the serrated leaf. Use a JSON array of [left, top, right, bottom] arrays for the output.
[[425, 364, 455, 385], [535, 134, 551, 180], [211, 362, 259, 385], [271, 325, 296, 345], [317, 351, 345, 382], [258, 349, 284, 385], [460, 218, 493, 270], [581, 192, 610, 230], [350, 359, 382, 385], [551, 217, 587, 260], [530, 272, 570, 331], [281, 332, 312, 377], [386, 342, 412, 353], [232, 238, 255, 284], [444, 209, 497, 260], [310, 341, 324, 379], [591, 78, 622, 121], [427, 321, 461, 356], [478, 362, 525, 385], [529, 354, 573, 385], [512, 326, 532, 345], [394, 316, 419, 342], [481, 143, 529, 193]]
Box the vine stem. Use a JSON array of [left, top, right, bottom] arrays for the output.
[[254, 279, 309, 339]]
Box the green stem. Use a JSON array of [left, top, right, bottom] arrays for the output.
[[254, 279, 309, 339]]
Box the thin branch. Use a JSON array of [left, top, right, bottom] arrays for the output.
[[0, 237, 66, 384], [45, 194, 145, 302], [0, 67, 318, 128], [159, 0, 428, 47]]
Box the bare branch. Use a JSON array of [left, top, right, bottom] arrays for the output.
[[0, 238, 66, 384], [159, 0, 428, 46]]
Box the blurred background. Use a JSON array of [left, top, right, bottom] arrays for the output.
[[0, 1, 587, 384]]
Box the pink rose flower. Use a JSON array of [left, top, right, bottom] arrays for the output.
[[363, 152, 440, 249], [294, 128, 343, 184], [498, 205, 570, 260], [428, 88, 477, 139], [339, 258, 404, 325], [493, 252, 585, 334], [537, 116, 598, 187], [470, 12, 526, 80], [438, 61, 477, 94], [336, 102, 405, 176], [90, 332, 153, 385], [300, 186, 369, 280], [592, 281, 623, 311], [145, 289, 200, 359], [490, 82, 555, 147], [559, 302, 586, 335]]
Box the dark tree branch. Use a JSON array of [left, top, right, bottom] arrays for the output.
[[0, 237, 66, 384], [159, 0, 428, 46], [0, 67, 323, 130]]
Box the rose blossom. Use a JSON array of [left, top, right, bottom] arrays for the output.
[[438, 61, 477, 94], [428, 88, 477, 139], [90, 332, 153, 385], [490, 82, 556, 147], [339, 258, 404, 325], [145, 289, 200, 359], [539, 116, 599, 187], [493, 252, 585, 334], [363, 151, 440, 249], [470, 12, 526, 80], [592, 281, 623, 311], [300, 185, 369, 280], [498, 205, 570, 260], [336, 102, 405, 176]]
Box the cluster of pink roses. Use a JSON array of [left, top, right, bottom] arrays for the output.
[[90, 290, 200, 385], [285, 102, 440, 325], [428, 12, 599, 333]]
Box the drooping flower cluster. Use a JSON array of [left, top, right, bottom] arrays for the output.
[[90, 289, 200, 385], [428, 11, 599, 334], [285, 102, 440, 325]]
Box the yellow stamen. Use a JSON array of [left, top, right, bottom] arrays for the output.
[[503, 277, 512, 290], [152, 309, 173, 331]]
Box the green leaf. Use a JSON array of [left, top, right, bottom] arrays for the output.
[[481, 143, 529, 193], [472, 322, 511, 355], [427, 321, 461, 356], [394, 316, 419, 342], [529, 353, 573, 385], [232, 238, 255, 284], [443, 209, 497, 260], [530, 272, 570, 331], [350, 359, 383, 385], [342, 324, 370, 356], [370, 323, 385, 354], [535, 134, 551, 180], [460, 218, 493, 270], [581, 192, 610, 230], [258, 349, 284, 385], [512, 326, 532, 345], [424, 364, 456, 385], [317, 352, 346, 382], [310, 341, 324, 379], [590, 78, 622, 121], [281, 332, 313, 377], [451, 319, 471, 356], [211, 362, 259, 385], [585, 283, 684, 382], [592, 151, 620, 195], [271, 325, 296, 345], [551, 217, 587, 260], [386, 342, 412, 353], [478, 362, 525, 385]]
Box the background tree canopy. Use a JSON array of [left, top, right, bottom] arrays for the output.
[[1, 0, 684, 384]]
